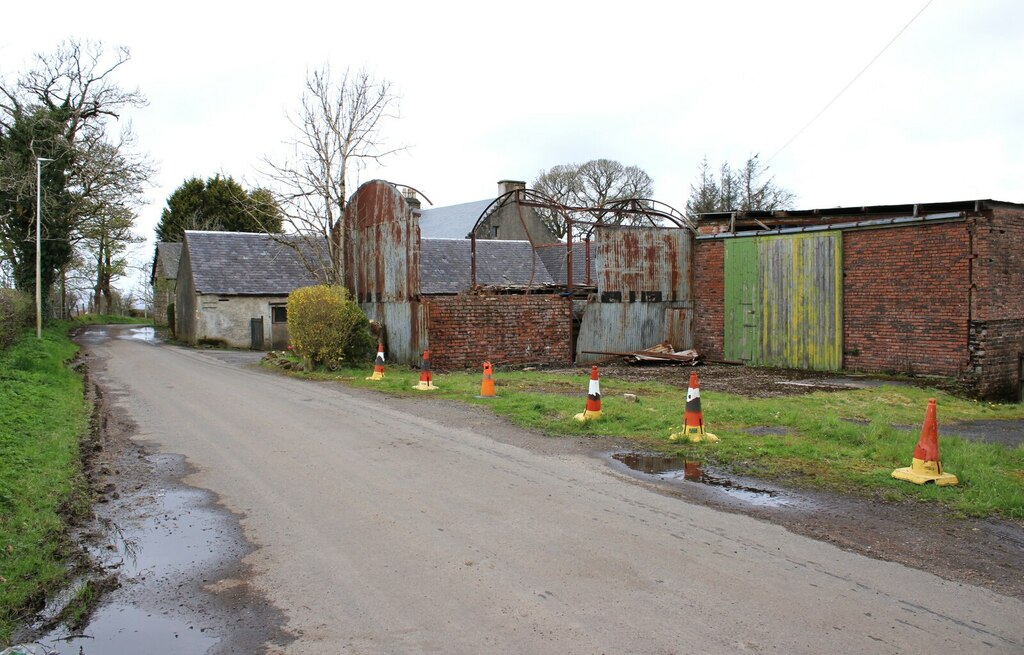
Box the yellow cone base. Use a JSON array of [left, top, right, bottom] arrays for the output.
[[366, 372, 384, 381], [574, 409, 602, 422], [892, 458, 958, 486], [669, 427, 720, 443], [413, 382, 438, 391]]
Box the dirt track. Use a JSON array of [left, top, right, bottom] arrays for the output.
[[64, 326, 1024, 654]]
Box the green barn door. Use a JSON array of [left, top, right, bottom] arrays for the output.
[[724, 239, 759, 363], [725, 234, 843, 371], [757, 234, 842, 370]]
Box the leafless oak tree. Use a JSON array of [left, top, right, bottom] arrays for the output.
[[532, 158, 654, 239], [260, 65, 404, 284]]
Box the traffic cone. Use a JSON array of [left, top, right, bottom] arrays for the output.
[[413, 349, 437, 391], [366, 342, 386, 380], [669, 372, 719, 442], [478, 361, 497, 398], [573, 366, 602, 422], [892, 399, 958, 486]]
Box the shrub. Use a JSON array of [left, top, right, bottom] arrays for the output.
[[0, 288, 33, 351], [167, 302, 176, 336], [345, 312, 375, 363], [287, 285, 369, 369]]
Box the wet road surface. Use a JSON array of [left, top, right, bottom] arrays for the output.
[[72, 325, 1024, 654]]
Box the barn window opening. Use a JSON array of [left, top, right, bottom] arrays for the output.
[[272, 306, 287, 323]]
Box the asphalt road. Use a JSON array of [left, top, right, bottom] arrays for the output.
[[81, 326, 1023, 654]]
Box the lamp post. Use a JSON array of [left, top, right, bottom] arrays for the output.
[[36, 156, 53, 339]]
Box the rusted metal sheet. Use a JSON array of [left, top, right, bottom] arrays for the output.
[[724, 233, 842, 371], [345, 180, 420, 304], [576, 301, 692, 363], [596, 226, 691, 302], [664, 307, 694, 353], [361, 301, 428, 365], [344, 181, 425, 364]]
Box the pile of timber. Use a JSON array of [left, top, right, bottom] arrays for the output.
[[582, 341, 700, 365]]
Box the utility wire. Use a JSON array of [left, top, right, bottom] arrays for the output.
[[767, 0, 935, 163]]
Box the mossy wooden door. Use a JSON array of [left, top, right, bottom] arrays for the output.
[[725, 233, 843, 371]]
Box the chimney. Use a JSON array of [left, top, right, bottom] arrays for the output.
[[403, 187, 421, 211], [497, 179, 526, 196]]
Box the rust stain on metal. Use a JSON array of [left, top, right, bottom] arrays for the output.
[[597, 226, 691, 301], [344, 180, 424, 363]]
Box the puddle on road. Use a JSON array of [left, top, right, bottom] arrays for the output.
[[32, 455, 246, 654], [118, 326, 157, 342], [610, 452, 792, 507], [44, 604, 218, 655]]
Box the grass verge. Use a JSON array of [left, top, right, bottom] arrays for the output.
[[267, 356, 1024, 519], [0, 315, 148, 644]]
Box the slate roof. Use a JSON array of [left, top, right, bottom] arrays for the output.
[[535, 243, 599, 286], [419, 239, 554, 294], [417, 198, 494, 239], [156, 242, 182, 279], [184, 231, 322, 295]]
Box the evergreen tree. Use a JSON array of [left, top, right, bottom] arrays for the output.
[[156, 175, 283, 242]]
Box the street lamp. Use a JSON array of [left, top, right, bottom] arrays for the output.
[[36, 156, 53, 339]]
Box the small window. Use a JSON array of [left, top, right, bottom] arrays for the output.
[[271, 306, 287, 323], [492, 225, 500, 238]]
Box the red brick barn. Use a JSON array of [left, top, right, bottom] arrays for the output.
[[693, 200, 1024, 400]]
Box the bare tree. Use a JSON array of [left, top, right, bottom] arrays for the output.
[[0, 39, 151, 312], [532, 158, 654, 239], [71, 129, 152, 313], [260, 65, 404, 284]]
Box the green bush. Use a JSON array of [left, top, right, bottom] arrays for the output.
[[166, 302, 175, 336], [287, 285, 370, 369], [0, 288, 33, 351]]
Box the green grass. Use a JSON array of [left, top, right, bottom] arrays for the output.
[[271, 356, 1024, 519], [0, 314, 150, 644], [69, 313, 152, 326], [0, 322, 92, 644]]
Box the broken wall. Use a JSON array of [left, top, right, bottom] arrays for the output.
[[426, 294, 572, 369]]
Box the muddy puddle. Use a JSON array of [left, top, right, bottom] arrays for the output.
[[19, 451, 285, 655], [608, 452, 796, 507]]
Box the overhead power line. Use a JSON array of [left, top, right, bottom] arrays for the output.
[[767, 0, 935, 163]]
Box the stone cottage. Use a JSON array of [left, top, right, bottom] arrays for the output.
[[151, 242, 182, 327], [175, 231, 322, 349]]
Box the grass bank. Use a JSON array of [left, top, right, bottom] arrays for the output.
[[0, 316, 147, 644], [271, 357, 1024, 519]]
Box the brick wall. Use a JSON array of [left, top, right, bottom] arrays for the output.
[[969, 208, 1024, 398], [973, 209, 1024, 321], [843, 222, 972, 376], [693, 240, 725, 359], [426, 294, 572, 369], [969, 319, 1024, 398]]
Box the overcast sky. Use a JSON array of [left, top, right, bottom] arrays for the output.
[[2, 0, 1022, 291]]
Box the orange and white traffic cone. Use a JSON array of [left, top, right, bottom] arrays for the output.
[[892, 399, 958, 485], [413, 349, 438, 391], [573, 366, 602, 422], [478, 361, 497, 398], [366, 342, 386, 381], [669, 372, 719, 442]]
